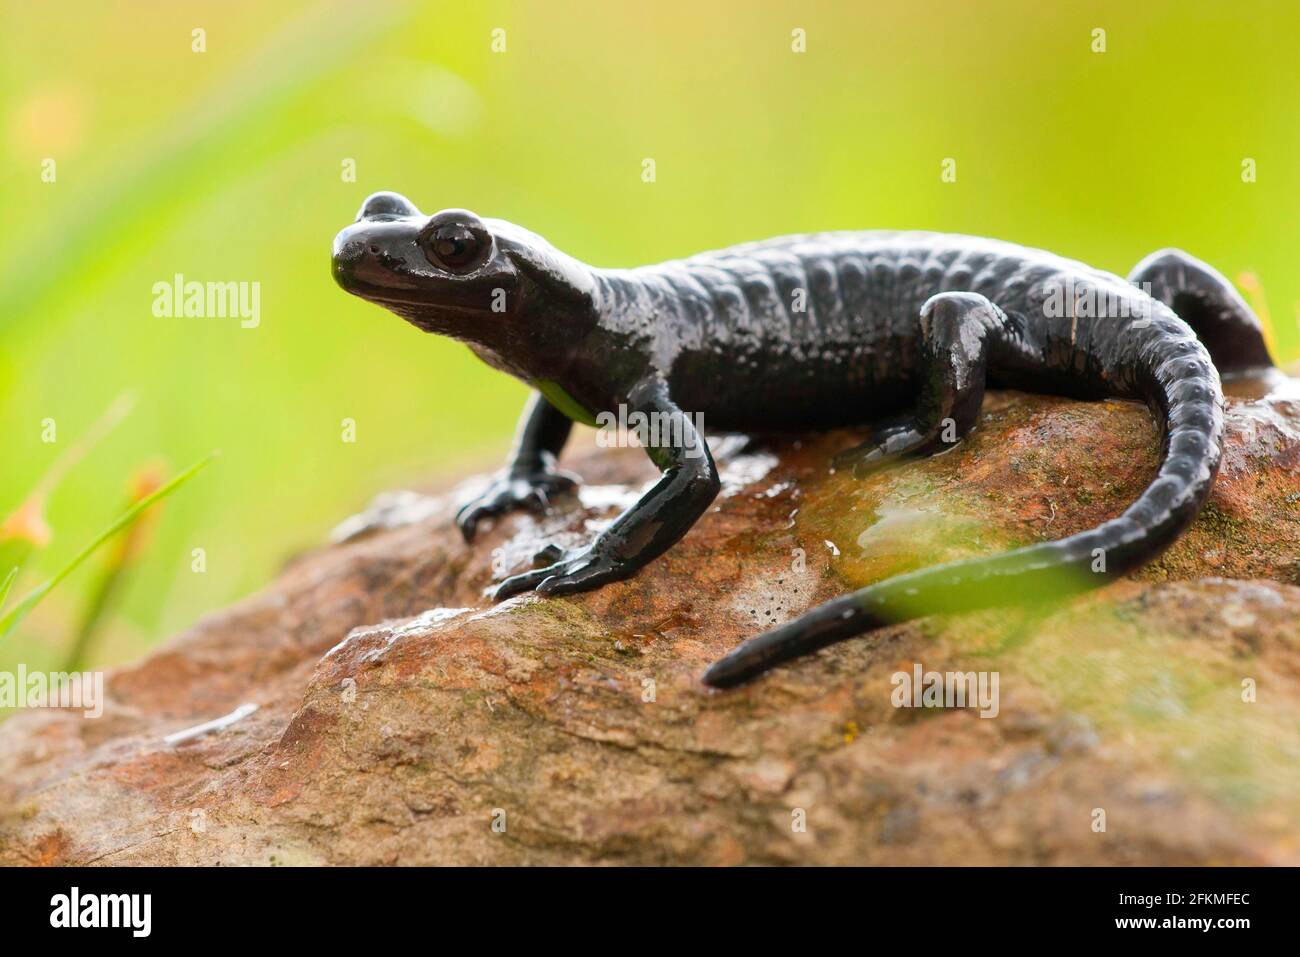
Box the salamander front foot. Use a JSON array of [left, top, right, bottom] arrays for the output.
[[455, 469, 579, 541], [492, 544, 630, 601]]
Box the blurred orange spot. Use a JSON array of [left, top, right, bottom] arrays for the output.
[[1237, 271, 1279, 358], [116, 461, 169, 563], [0, 495, 52, 548], [128, 462, 167, 502], [8, 86, 88, 158]]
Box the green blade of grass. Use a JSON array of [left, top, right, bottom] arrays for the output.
[[0, 452, 218, 642], [0, 567, 16, 612]]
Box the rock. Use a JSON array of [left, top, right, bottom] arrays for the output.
[[3, 378, 1300, 865]]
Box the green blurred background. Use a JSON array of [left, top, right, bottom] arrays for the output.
[[2, 0, 1297, 673]]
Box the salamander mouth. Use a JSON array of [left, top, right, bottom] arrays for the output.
[[331, 256, 501, 330], [331, 268, 464, 309]]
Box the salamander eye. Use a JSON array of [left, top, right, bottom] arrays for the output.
[[420, 210, 490, 272]]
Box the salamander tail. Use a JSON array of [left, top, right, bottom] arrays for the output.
[[703, 312, 1224, 688]]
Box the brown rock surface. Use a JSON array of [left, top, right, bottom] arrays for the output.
[[3, 378, 1300, 865]]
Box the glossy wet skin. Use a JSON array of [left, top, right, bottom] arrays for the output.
[[331, 194, 1272, 687]]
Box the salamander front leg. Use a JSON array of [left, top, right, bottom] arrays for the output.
[[493, 377, 720, 600], [834, 292, 1009, 477], [456, 392, 579, 541]]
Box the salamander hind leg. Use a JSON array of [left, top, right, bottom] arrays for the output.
[[834, 292, 1009, 478], [1129, 248, 1275, 378]]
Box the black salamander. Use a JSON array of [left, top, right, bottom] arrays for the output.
[[333, 192, 1275, 687]]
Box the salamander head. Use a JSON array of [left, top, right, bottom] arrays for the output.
[[332, 193, 510, 319], [335, 192, 598, 345], [331, 192, 595, 355]]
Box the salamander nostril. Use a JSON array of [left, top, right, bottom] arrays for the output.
[[368, 245, 380, 256], [331, 237, 364, 264]]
